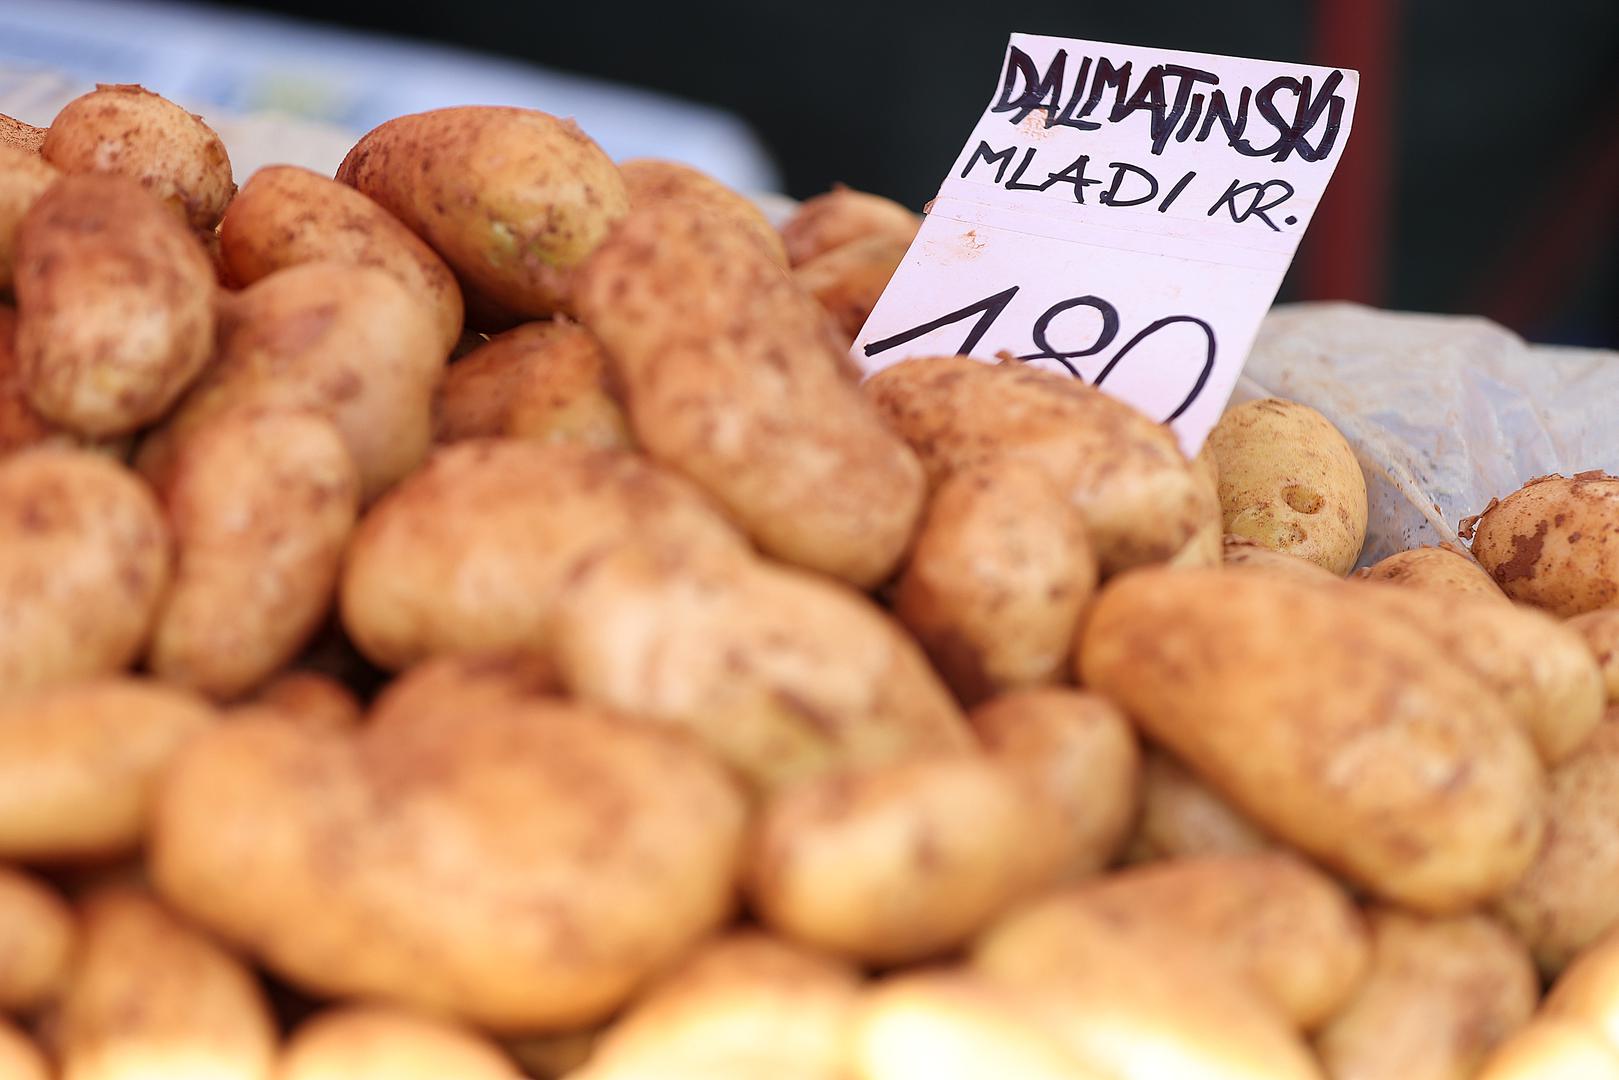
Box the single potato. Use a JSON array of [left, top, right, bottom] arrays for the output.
[[0, 304, 68, 454], [1464, 471, 1619, 616], [1206, 398, 1368, 575], [1569, 608, 1619, 703], [0, 1019, 48, 1080], [1544, 923, 1619, 1049], [780, 185, 920, 266], [793, 233, 909, 340], [1353, 543, 1507, 602], [367, 650, 560, 731], [279, 1007, 522, 1080], [249, 672, 362, 732], [1129, 748, 1275, 861], [1476, 1019, 1619, 1080], [619, 157, 787, 267], [1223, 534, 1339, 582], [0, 114, 45, 154], [1167, 441, 1223, 569], [0, 146, 56, 293], [1079, 567, 1546, 913], [0, 449, 169, 699], [0, 865, 75, 1013]]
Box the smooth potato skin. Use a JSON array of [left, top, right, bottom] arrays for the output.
[[368, 650, 561, 731], [1129, 748, 1275, 861], [0, 449, 169, 698], [576, 202, 925, 588], [793, 233, 908, 341], [0, 113, 45, 154], [15, 174, 214, 436], [1570, 609, 1619, 703], [1467, 472, 1619, 616], [620, 158, 787, 267], [337, 107, 628, 318], [0, 304, 68, 453], [0, 866, 74, 1012], [1475, 1019, 1619, 1080], [220, 165, 464, 354], [280, 1007, 522, 1080], [780, 186, 919, 266], [0, 147, 56, 293], [1544, 924, 1619, 1048], [249, 671, 362, 732], [0, 1020, 48, 1080], [1354, 543, 1507, 602], [1079, 567, 1545, 913], [1207, 398, 1368, 575], [149, 409, 359, 700]]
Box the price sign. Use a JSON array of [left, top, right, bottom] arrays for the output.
[[853, 33, 1358, 454]]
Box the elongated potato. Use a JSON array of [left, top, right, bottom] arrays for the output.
[[0, 449, 169, 699], [1223, 534, 1338, 582], [151, 702, 746, 1032], [1465, 471, 1619, 616], [42, 84, 233, 231], [746, 754, 1066, 965], [1476, 1019, 1619, 1080], [1071, 853, 1369, 1030], [368, 650, 560, 731], [1130, 748, 1275, 861], [1354, 543, 1507, 602], [576, 201, 925, 588], [0, 866, 74, 1013], [219, 165, 463, 354], [59, 888, 275, 1080], [135, 263, 439, 502], [1315, 908, 1538, 1080], [249, 672, 362, 732], [280, 1007, 521, 1080], [432, 320, 631, 449], [897, 462, 1096, 704], [865, 356, 1217, 577], [550, 540, 970, 793], [149, 409, 358, 699], [0, 1019, 48, 1080], [0, 147, 56, 293], [341, 441, 745, 670], [793, 233, 908, 340], [15, 174, 214, 436], [620, 157, 787, 267], [336, 107, 628, 317], [780, 186, 919, 266], [968, 689, 1140, 877], [1, 114, 45, 154], [1080, 567, 1545, 912], [1570, 608, 1619, 703], [0, 304, 68, 454]]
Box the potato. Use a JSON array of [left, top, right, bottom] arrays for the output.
[[1315, 907, 1538, 1080], [0, 147, 56, 293], [896, 462, 1096, 704], [14, 174, 214, 436], [219, 165, 464, 355], [0, 1019, 48, 1080], [149, 409, 358, 700], [780, 185, 920, 266], [1569, 608, 1619, 703], [42, 84, 233, 231], [249, 672, 362, 732], [968, 689, 1140, 877], [0, 304, 68, 454], [746, 754, 1066, 965], [0, 449, 169, 698], [151, 701, 746, 1032], [973, 893, 1324, 1080], [865, 356, 1217, 577], [1476, 1019, 1619, 1080], [1206, 398, 1367, 575], [793, 233, 908, 340], [280, 1007, 521, 1080], [0, 679, 215, 860], [341, 441, 745, 670], [58, 888, 275, 1080], [550, 539, 970, 793], [1079, 567, 1545, 912], [1130, 748, 1274, 861], [1464, 471, 1619, 616], [1071, 853, 1369, 1030], [0, 866, 74, 1013], [135, 262, 440, 502], [1167, 440, 1223, 569], [432, 320, 631, 449], [1544, 923, 1619, 1047], [368, 650, 561, 730], [575, 201, 925, 588], [336, 106, 628, 318], [577, 932, 858, 1080], [620, 157, 787, 267], [1223, 534, 1339, 582], [1353, 543, 1507, 602], [0, 114, 45, 155]]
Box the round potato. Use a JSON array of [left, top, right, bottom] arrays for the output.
[[1464, 471, 1619, 616], [0, 1019, 47, 1080], [780, 185, 919, 266], [0, 114, 45, 155], [1206, 398, 1367, 575], [280, 1007, 521, 1080], [792, 233, 908, 341], [897, 462, 1096, 705], [336, 106, 628, 318], [14, 173, 214, 436], [0, 146, 57, 294], [620, 157, 787, 267], [0, 449, 169, 699], [1354, 543, 1507, 602], [1569, 608, 1619, 703], [1478, 1018, 1619, 1080], [219, 164, 464, 355], [1315, 907, 1538, 1080], [1222, 534, 1338, 582], [249, 671, 362, 732], [432, 319, 631, 450], [0, 304, 68, 454], [149, 409, 358, 700], [368, 650, 561, 730], [968, 688, 1140, 877], [151, 701, 746, 1032], [1079, 567, 1546, 913], [1129, 748, 1274, 861], [0, 866, 74, 1013]]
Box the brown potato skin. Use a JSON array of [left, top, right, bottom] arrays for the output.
[[1129, 748, 1275, 862], [1223, 534, 1339, 581], [341, 441, 746, 670], [219, 164, 464, 354], [793, 233, 908, 341], [866, 356, 1217, 578], [780, 186, 919, 266], [148, 409, 359, 700], [0, 304, 68, 454], [249, 671, 362, 732], [0, 147, 56, 294], [59, 888, 276, 1080], [576, 202, 925, 588], [1476, 1019, 1619, 1080], [0, 866, 74, 1013], [620, 157, 787, 267], [0, 114, 45, 154], [1354, 543, 1507, 602], [897, 462, 1096, 705], [0, 1019, 48, 1080], [1467, 472, 1619, 616], [432, 320, 631, 449], [0, 449, 169, 698], [968, 689, 1140, 877], [336, 107, 628, 318], [280, 1007, 522, 1080], [15, 174, 214, 437], [1315, 907, 1538, 1080], [151, 703, 746, 1033], [1079, 567, 1545, 913], [42, 84, 233, 231], [1569, 608, 1619, 703]]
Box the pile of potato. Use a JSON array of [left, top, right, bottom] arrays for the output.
[[3, 83, 1619, 1080]]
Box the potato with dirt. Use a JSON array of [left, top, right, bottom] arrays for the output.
[[780, 185, 920, 266], [1569, 608, 1619, 702], [1129, 748, 1275, 861], [0, 866, 74, 1013], [1354, 543, 1507, 601], [1223, 534, 1339, 581], [368, 650, 560, 731], [280, 1007, 522, 1080], [620, 157, 787, 267], [0, 114, 45, 155], [0, 147, 56, 294], [1464, 471, 1619, 616], [0, 305, 68, 454], [793, 233, 909, 341]]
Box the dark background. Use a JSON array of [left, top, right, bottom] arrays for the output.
[[228, 0, 1617, 348]]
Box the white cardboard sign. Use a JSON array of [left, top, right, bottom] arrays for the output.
[[853, 33, 1359, 454]]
